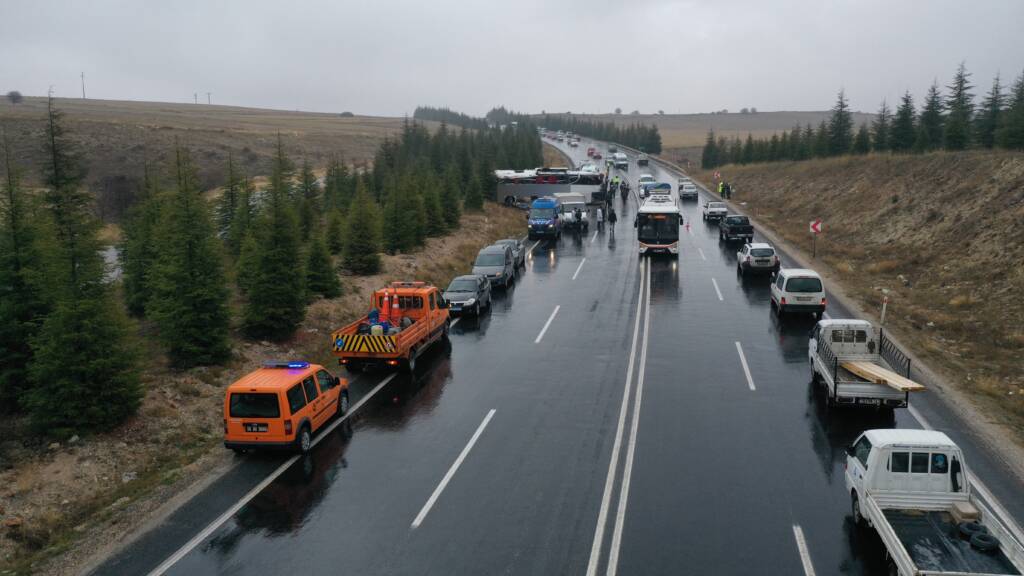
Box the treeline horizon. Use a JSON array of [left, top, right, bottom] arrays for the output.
[[539, 114, 662, 154], [702, 63, 1024, 169], [0, 101, 542, 437]]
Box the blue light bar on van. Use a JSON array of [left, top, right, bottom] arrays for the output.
[[263, 361, 309, 369]]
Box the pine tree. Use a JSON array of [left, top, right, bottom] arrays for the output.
[[235, 231, 259, 294], [440, 163, 462, 229], [827, 89, 854, 156], [975, 73, 1005, 149], [701, 130, 718, 169], [120, 158, 161, 316], [813, 120, 830, 157], [342, 178, 382, 275], [242, 135, 305, 341], [226, 176, 254, 256], [915, 81, 944, 152], [215, 153, 240, 239], [872, 100, 892, 152], [798, 124, 814, 160], [852, 124, 871, 154], [741, 134, 754, 164], [325, 210, 344, 254], [890, 91, 917, 152], [305, 234, 340, 299], [423, 172, 446, 237], [996, 70, 1024, 150], [297, 158, 320, 242], [463, 172, 484, 211], [0, 131, 49, 412], [26, 98, 141, 434], [147, 146, 231, 368], [943, 63, 974, 150]]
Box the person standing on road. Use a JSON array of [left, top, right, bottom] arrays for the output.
[[596, 206, 604, 229], [718, 181, 724, 197], [608, 207, 617, 226]]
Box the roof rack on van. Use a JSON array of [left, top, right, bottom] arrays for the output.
[[263, 361, 309, 369]]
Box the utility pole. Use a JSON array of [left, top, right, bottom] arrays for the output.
[[206, 92, 211, 105], [194, 93, 198, 104], [81, 72, 86, 99]]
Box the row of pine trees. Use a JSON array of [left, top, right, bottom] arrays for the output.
[[540, 115, 663, 154], [0, 103, 541, 437], [702, 63, 1024, 169]]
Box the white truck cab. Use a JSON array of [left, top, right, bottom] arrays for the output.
[[845, 429, 1024, 575], [702, 200, 728, 220]]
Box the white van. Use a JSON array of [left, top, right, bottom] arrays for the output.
[[770, 268, 825, 318]]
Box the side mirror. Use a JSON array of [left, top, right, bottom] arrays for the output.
[[334, 376, 341, 387]]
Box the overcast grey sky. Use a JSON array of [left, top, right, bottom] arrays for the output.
[[2, 0, 1022, 117]]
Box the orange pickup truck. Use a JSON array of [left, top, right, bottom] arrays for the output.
[[332, 282, 450, 373]]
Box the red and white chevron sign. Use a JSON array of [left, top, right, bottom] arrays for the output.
[[809, 219, 823, 234]]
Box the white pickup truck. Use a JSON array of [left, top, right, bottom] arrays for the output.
[[555, 192, 589, 231], [847, 429, 1024, 576], [702, 200, 728, 220], [809, 319, 925, 410]]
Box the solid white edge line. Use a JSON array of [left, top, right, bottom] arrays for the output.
[[586, 260, 646, 576], [528, 239, 541, 253], [606, 257, 653, 576], [450, 317, 460, 328], [534, 305, 561, 343], [572, 258, 587, 281], [698, 248, 706, 261], [411, 408, 496, 529], [735, 341, 756, 391], [907, 404, 1024, 546], [591, 230, 599, 244], [711, 278, 724, 301], [146, 373, 398, 576], [792, 525, 817, 576]]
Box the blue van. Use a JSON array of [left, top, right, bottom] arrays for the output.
[[527, 197, 562, 240]]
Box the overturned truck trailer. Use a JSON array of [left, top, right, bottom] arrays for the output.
[[495, 167, 605, 206]]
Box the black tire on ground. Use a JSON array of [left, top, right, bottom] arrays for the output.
[[296, 426, 312, 454], [472, 303, 480, 316], [959, 521, 988, 538], [811, 366, 820, 384], [852, 493, 866, 527], [504, 196, 515, 206]]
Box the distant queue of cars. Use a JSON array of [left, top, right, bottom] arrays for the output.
[[443, 238, 526, 317]]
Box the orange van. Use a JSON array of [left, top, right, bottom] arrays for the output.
[[223, 361, 349, 453]]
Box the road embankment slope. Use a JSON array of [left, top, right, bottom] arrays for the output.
[[698, 150, 1024, 443]]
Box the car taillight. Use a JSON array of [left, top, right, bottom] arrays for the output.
[[780, 297, 787, 305], [285, 420, 293, 435], [746, 256, 751, 263], [821, 298, 827, 306]]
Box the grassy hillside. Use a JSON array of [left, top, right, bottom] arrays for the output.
[[0, 97, 409, 220], [695, 151, 1024, 436]]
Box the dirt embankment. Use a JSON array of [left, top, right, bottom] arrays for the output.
[[0, 203, 525, 575], [694, 151, 1024, 438]]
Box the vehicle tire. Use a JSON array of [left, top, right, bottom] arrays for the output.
[[472, 302, 480, 316], [970, 532, 1000, 552], [504, 196, 515, 207], [406, 351, 417, 374], [852, 493, 866, 527], [296, 426, 312, 454], [959, 521, 988, 538], [337, 391, 350, 416], [231, 447, 245, 455]]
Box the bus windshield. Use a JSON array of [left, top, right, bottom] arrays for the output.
[[637, 213, 680, 244]]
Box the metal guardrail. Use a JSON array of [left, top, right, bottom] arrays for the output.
[[879, 328, 912, 378]]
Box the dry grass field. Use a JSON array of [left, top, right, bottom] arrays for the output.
[[0, 97, 412, 218]]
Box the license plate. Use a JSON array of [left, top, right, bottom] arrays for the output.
[[244, 423, 268, 433], [755, 259, 769, 264], [859, 398, 881, 405], [796, 296, 812, 302]]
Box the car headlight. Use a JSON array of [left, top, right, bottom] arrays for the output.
[[465, 298, 476, 306], [547, 223, 554, 228]]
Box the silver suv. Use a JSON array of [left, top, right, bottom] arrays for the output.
[[736, 242, 780, 276]]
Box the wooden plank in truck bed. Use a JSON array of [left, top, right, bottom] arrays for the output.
[[841, 361, 926, 392]]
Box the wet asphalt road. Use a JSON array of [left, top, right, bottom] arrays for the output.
[[90, 140, 1024, 576]]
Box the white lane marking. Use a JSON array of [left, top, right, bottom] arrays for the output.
[[711, 278, 724, 301], [735, 342, 756, 391], [606, 258, 653, 576], [586, 260, 647, 576], [792, 525, 817, 576], [698, 248, 706, 261], [534, 305, 561, 343], [591, 230, 599, 244], [908, 404, 1024, 546], [528, 239, 541, 254], [146, 372, 397, 576], [411, 408, 496, 529], [572, 258, 587, 281], [450, 317, 460, 328]]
